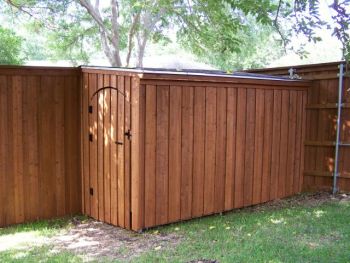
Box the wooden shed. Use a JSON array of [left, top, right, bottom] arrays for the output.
[[81, 67, 310, 231]]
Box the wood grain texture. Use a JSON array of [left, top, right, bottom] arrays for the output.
[[0, 69, 81, 227], [214, 88, 227, 212], [155, 85, 169, 225], [234, 88, 247, 208], [168, 86, 182, 222], [181, 86, 194, 220], [204, 87, 217, 214], [192, 86, 206, 217], [250, 62, 350, 193], [144, 85, 157, 228], [224, 88, 237, 210], [110, 75, 118, 226]]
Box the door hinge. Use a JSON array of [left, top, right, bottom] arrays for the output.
[[88, 105, 93, 113], [89, 188, 93, 196], [89, 133, 93, 142], [125, 129, 132, 140]]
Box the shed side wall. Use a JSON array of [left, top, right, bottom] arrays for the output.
[[138, 80, 308, 229]]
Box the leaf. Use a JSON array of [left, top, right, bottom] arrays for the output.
[[154, 246, 162, 250]]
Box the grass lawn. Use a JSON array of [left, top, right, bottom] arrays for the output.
[[1, 193, 350, 262]]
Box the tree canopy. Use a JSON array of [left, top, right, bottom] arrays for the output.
[[0, 26, 24, 65], [3, 0, 350, 69]]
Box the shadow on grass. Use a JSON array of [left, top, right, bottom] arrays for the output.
[[0, 245, 82, 263], [0, 215, 87, 237]]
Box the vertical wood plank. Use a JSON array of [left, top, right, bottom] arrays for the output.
[[168, 86, 182, 222], [22, 76, 39, 221], [278, 90, 289, 198], [156, 85, 169, 225], [131, 77, 142, 231], [12, 76, 24, 223], [0, 76, 8, 225], [286, 91, 297, 196], [293, 91, 303, 193], [6, 77, 15, 224], [252, 89, 264, 205], [54, 76, 65, 216], [300, 91, 307, 191], [97, 74, 105, 221], [214, 87, 227, 212], [144, 84, 156, 228], [204, 87, 216, 214], [89, 73, 99, 219], [82, 73, 90, 215], [192, 86, 206, 217], [181, 86, 194, 220], [261, 90, 273, 202], [124, 76, 132, 229], [225, 88, 237, 211], [39, 76, 56, 219], [64, 76, 81, 214], [139, 84, 146, 229], [244, 89, 255, 207], [270, 90, 282, 200], [103, 75, 111, 223], [234, 88, 246, 208], [110, 75, 118, 226], [117, 76, 125, 227]]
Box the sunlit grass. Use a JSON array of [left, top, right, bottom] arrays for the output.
[[0, 216, 87, 237], [135, 199, 350, 263]]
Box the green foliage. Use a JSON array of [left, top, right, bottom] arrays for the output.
[[2, 0, 350, 66], [0, 26, 24, 65], [181, 13, 284, 70]]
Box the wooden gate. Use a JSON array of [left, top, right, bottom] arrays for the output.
[[82, 73, 131, 229]]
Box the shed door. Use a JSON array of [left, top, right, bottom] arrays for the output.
[[85, 76, 131, 229]]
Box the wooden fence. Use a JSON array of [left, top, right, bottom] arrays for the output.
[[0, 66, 81, 227], [249, 62, 350, 192], [2, 63, 346, 230]]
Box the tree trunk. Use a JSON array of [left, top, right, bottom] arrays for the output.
[[136, 37, 148, 68]]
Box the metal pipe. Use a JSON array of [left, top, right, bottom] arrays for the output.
[[333, 63, 344, 195]]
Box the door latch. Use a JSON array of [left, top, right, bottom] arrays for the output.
[[89, 188, 93, 196]]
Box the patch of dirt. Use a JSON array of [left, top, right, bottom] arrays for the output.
[[240, 191, 350, 213], [50, 219, 181, 262]]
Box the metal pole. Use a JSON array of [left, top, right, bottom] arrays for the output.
[[333, 63, 344, 195]]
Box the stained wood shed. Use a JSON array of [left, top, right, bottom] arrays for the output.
[[81, 67, 310, 231]]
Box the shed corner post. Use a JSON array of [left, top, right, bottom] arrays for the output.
[[131, 76, 143, 231]]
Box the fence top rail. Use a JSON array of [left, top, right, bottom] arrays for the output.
[[248, 61, 347, 76], [0, 65, 80, 76]]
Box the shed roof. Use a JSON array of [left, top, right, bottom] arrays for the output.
[[81, 66, 306, 83]]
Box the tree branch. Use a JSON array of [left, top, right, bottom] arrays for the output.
[[273, 0, 288, 51], [126, 12, 141, 67]]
